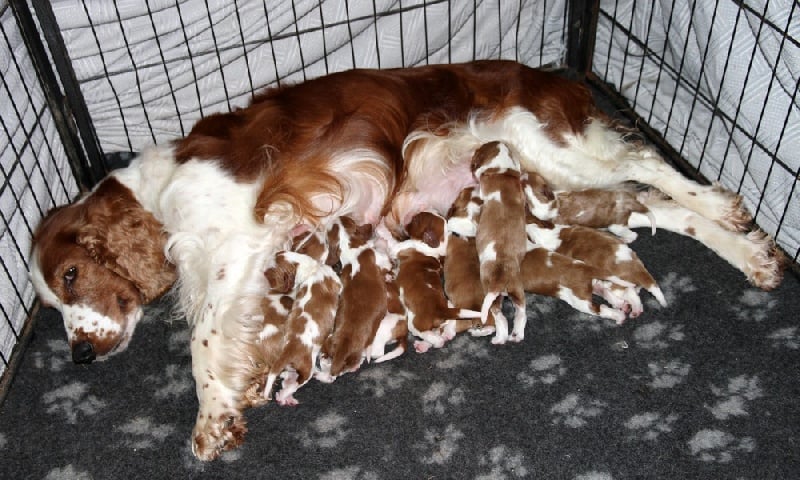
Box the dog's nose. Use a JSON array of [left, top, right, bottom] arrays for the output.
[[71, 341, 96, 364]]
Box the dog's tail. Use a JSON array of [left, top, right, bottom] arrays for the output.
[[648, 285, 668, 307]]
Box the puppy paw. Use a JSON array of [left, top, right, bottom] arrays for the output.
[[276, 391, 299, 406], [508, 332, 524, 343], [414, 340, 432, 353], [469, 325, 495, 337]]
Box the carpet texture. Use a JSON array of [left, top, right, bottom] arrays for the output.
[[1, 226, 798, 479]]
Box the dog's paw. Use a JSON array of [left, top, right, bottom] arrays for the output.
[[414, 340, 432, 353], [469, 325, 495, 337], [712, 185, 752, 232], [192, 413, 247, 461], [744, 229, 786, 291], [243, 380, 269, 408]]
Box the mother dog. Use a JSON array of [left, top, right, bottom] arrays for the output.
[[29, 60, 783, 460]]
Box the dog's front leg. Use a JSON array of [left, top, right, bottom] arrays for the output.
[[189, 310, 248, 461]]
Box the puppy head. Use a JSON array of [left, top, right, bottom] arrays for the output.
[[447, 187, 476, 219], [339, 216, 374, 249], [471, 141, 520, 178], [521, 171, 557, 220], [406, 211, 446, 249], [291, 227, 328, 263], [264, 253, 298, 294]]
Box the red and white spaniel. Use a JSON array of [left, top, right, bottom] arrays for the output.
[[29, 60, 784, 460]]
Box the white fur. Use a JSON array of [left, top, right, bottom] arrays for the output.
[[259, 324, 280, 340], [615, 244, 634, 264], [526, 223, 564, 251], [447, 216, 477, 237], [368, 313, 406, 363], [28, 254, 60, 308], [391, 238, 446, 259], [478, 241, 498, 264], [474, 142, 520, 177]]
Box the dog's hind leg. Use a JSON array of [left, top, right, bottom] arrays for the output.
[[628, 192, 784, 290], [617, 145, 753, 233]]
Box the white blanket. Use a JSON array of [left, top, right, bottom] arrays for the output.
[[54, 0, 568, 151]]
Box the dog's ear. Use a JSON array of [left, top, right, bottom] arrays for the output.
[[346, 222, 374, 248], [326, 223, 341, 267], [407, 212, 444, 247], [76, 182, 176, 303], [264, 255, 296, 293], [422, 229, 440, 248]]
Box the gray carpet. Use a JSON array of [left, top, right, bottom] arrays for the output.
[[1, 225, 798, 479]]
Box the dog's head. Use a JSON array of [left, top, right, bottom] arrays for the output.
[[470, 140, 521, 179], [29, 178, 176, 364]]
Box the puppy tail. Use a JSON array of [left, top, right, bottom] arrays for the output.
[[455, 308, 482, 320], [649, 285, 668, 307], [646, 209, 657, 236]]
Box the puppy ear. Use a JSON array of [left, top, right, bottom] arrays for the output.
[[326, 224, 341, 266], [264, 255, 296, 293], [75, 182, 176, 303], [354, 224, 374, 242], [422, 229, 439, 248]]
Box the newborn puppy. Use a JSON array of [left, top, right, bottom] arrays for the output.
[[472, 141, 528, 344], [443, 186, 494, 336], [244, 293, 293, 407], [522, 171, 653, 243], [367, 271, 408, 363], [393, 211, 481, 352], [526, 214, 666, 317], [263, 245, 341, 406], [318, 216, 393, 381], [521, 243, 629, 324]]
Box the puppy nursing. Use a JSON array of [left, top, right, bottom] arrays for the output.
[[393, 211, 481, 352], [318, 217, 393, 381], [471, 142, 529, 344], [443, 187, 495, 337], [522, 171, 666, 316], [444, 141, 664, 330], [263, 234, 342, 406]]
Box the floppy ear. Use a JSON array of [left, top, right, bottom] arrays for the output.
[[264, 255, 297, 294], [422, 229, 439, 248], [353, 223, 374, 243], [76, 182, 176, 303]]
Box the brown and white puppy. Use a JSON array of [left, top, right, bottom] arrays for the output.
[[317, 216, 393, 381], [525, 214, 666, 317], [244, 293, 293, 407], [522, 171, 653, 243], [472, 141, 528, 344], [520, 243, 629, 323], [443, 186, 495, 336], [393, 211, 480, 352], [366, 271, 408, 363], [263, 246, 341, 406]]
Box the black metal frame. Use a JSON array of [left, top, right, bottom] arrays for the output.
[[587, 0, 799, 267]]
